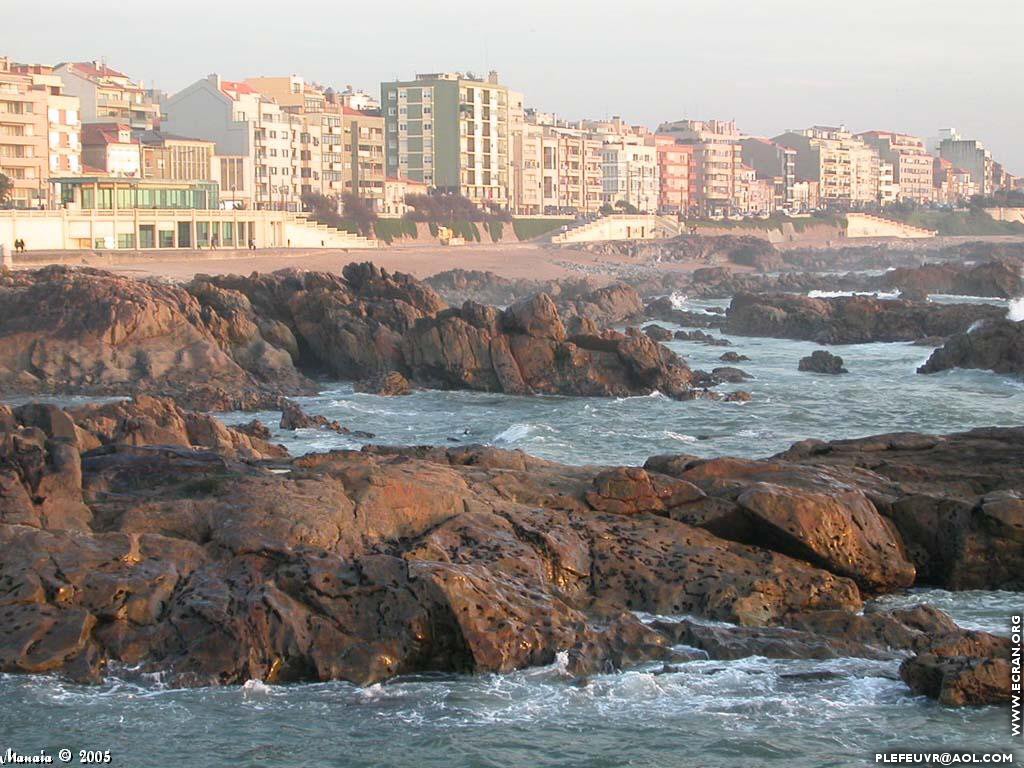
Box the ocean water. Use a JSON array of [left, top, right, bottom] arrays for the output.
[[0, 590, 1016, 768], [3, 294, 1022, 766], [218, 297, 1024, 466]]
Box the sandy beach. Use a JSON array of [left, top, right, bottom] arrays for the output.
[[11, 240, 721, 282]]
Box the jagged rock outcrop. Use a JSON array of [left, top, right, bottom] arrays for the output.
[[0, 266, 310, 407], [918, 319, 1024, 377], [799, 350, 848, 374], [353, 371, 413, 396], [194, 263, 447, 381], [642, 324, 674, 342], [402, 293, 696, 398], [0, 406, 1015, 700], [874, 260, 1023, 299], [775, 427, 1024, 589], [725, 292, 1006, 344]]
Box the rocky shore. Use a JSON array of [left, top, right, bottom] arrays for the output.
[[0, 396, 1016, 705], [724, 293, 1006, 344], [919, 318, 1024, 377], [0, 264, 715, 404]]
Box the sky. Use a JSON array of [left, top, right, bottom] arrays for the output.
[[8, 0, 1024, 173]]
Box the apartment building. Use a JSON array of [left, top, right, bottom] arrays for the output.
[[511, 115, 543, 214], [657, 119, 742, 216], [381, 71, 516, 208], [858, 131, 934, 203], [773, 126, 879, 207], [739, 138, 795, 211], [933, 157, 976, 204], [12, 63, 82, 179], [654, 135, 694, 215], [81, 123, 140, 176], [938, 130, 994, 195], [134, 130, 215, 182], [0, 57, 49, 207], [163, 75, 296, 210], [599, 137, 658, 212], [341, 107, 385, 207], [55, 61, 159, 130], [878, 160, 899, 205]]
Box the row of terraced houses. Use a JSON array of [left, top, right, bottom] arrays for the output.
[[1, 56, 1019, 217]]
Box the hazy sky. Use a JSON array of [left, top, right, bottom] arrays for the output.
[[9, 0, 1024, 172]]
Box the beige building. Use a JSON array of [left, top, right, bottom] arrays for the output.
[[512, 118, 544, 214], [0, 57, 50, 207], [12, 63, 82, 180], [341, 107, 385, 207], [244, 76, 386, 209], [525, 114, 603, 214], [657, 119, 742, 215], [858, 131, 934, 203], [135, 130, 215, 182], [774, 126, 880, 207], [381, 176, 428, 216], [54, 61, 159, 130]]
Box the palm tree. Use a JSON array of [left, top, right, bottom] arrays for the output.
[[0, 173, 12, 207]]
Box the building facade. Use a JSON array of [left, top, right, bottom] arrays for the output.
[[654, 135, 694, 215], [163, 75, 296, 210], [54, 61, 159, 130], [0, 58, 54, 207], [739, 137, 795, 211], [657, 119, 742, 216], [381, 72, 516, 208], [81, 123, 141, 176], [938, 130, 994, 196], [774, 126, 880, 207], [858, 130, 934, 203]]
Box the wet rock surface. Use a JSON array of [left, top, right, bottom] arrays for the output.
[[918, 319, 1024, 378], [724, 293, 1006, 344], [0, 402, 1017, 702], [0, 265, 722, 403], [799, 350, 848, 374]]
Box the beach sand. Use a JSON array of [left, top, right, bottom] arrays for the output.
[[18, 240, 713, 282]]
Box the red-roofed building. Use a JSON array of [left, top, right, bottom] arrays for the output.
[[81, 123, 141, 177], [55, 60, 160, 129]]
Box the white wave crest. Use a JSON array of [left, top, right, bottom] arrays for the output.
[[242, 678, 272, 694], [808, 290, 902, 300], [1008, 297, 1024, 322], [494, 423, 533, 443], [669, 291, 688, 310]]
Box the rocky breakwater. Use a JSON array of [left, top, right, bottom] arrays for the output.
[[723, 292, 1006, 344], [0, 401, 1016, 704], [918, 318, 1024, 378], [0, 266, 312, 410]]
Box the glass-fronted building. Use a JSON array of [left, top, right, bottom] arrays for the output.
[[53, 176, 220, 211]]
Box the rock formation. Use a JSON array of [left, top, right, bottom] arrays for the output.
[[0, 402, 1016, 703], [402, 294, 696, 398], [725, 293, 1006, 344], [0, 266, 310, 408], [918, 319, 1024, 378], [0, 265, 716, 404], [799, 350, 848, 374]]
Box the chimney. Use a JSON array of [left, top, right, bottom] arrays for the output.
[[487, 70, 499, 85]]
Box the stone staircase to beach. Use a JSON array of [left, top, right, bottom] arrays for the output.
[[284, 214, 378, 248], [550, 214, 681, 244]]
